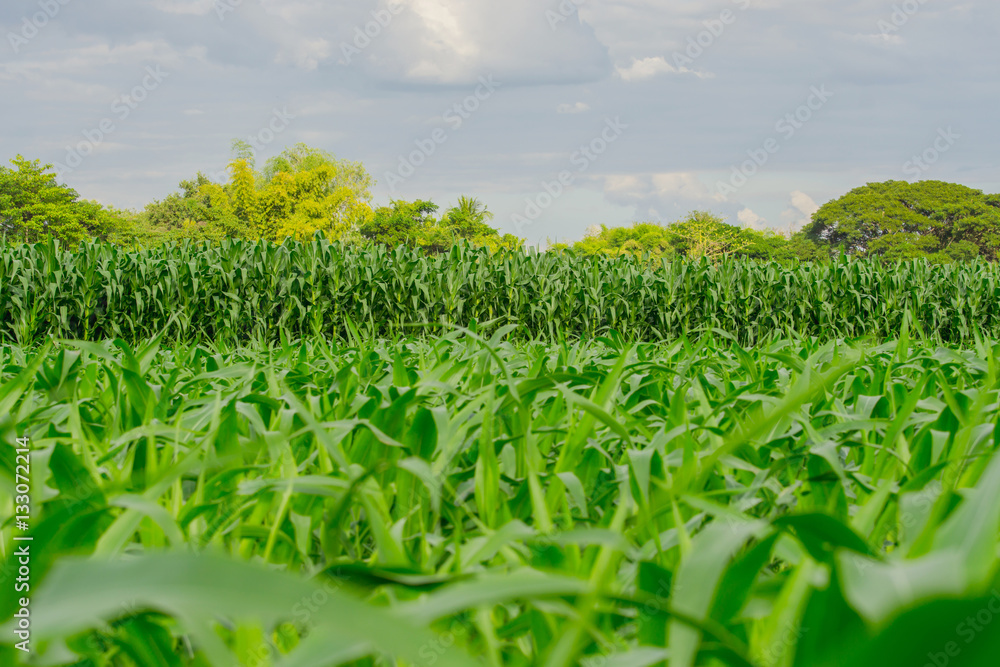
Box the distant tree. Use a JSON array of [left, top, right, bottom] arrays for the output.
[[139, 142, 375, 244], [563, 213, 830, 263], [804, 180, 1000, 260], [570, 212, 780, 260], [572, 222, 674, 258], [359, 200, 439, 247], [0, 156, 131, 245], [669, 211, 752, 259], [441, 196, 495, 239], [786, 232, 826, 262], [257, 143, 375, 240]]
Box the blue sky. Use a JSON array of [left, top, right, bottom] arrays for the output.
[[1, 0, 996, 245]]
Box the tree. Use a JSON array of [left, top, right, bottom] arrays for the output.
[[138, 142, 376, 244], [442, 196, 495, 239], [413, 196, 521, 253], [572, 222, 675, 259], [670, 211, 751, 259], [804, 180, 1000, 260], [359, 200, 439, 247], [256, 143, 374, 240], [0, 156, 130, 245]]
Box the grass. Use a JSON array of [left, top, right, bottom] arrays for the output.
[[2, 330, 999, 666]]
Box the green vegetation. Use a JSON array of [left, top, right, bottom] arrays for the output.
[[0, 156, 134, 245], [7, 149, 1000, 265], [557, 212, 824, 263], [2, 334, 999, 666], [8, 240, 1000, 347], [135, 142, 375, 244], [4, 148, 1000, 667], [804, 180, 1000, 261]]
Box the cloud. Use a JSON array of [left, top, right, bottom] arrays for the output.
[[275, 38, 332, 70], [615, 56, 710, 82], [602, 172, 719, 220], [557, 102, 590, 114], [851, 32, 905, 47], [780, 191, 820, 228], [359, 0, 611, 86], [149, 0, 215, 15], [1, 0, 997, 236], [738, 208, 764, 228]]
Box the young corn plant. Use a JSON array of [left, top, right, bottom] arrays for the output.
[[1, 334, 998, 666]]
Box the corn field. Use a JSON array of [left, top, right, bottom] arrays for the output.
[[2, 331, 1000, 666], [2, 240, 1000, 667], [5, 239, 1000, 345]]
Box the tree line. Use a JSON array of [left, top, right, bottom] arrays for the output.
[[3, 143, 999, 262]]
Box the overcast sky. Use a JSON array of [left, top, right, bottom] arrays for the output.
[[1, 0, 996, 244]]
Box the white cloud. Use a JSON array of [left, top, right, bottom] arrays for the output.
[[738, 208, 764, 228], [615, 56, 710, 81], [275, 38, 332, 70], [602, 172, 720, 221], [364, 0, 611, 85], [780, 191, 820, 229], [557, 102, 590, 114]]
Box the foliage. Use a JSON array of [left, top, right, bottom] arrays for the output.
[[138, 143, 375, 244], [359, 199, 440, 248], [360, 197, 521, 254], [9, 240, 1000, 346], [804, 180, 1000, 261], [568, 212, 822, 263], [0, 156, 132, 245], [2, 334, 1000, 666], [138, 173, 247, 245]]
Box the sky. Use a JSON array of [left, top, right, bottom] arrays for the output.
[[1, 0, 997, 245]]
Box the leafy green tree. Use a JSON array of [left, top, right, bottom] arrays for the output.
[[139, 143, 375, 244], [565, 212, 827, 263], [0, 156, 130, 244], [786, 232, 826, 262], [256, 143, 375, 240], [140, 172, 246, 245], [360, 200, 439, 247], [571, 222, 674, 258], [804, 180, 1000, 260], [441, 196, 495, 239], [413, 196, 522, 253]]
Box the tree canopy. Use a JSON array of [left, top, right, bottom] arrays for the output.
[[360, 197, 522, 254], [559, 211, 822, 262], [139, 142, 375, 244], [0, 156, 130, 245], [804, 180, 1000, 261], [6, 148, 1000, 266]]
